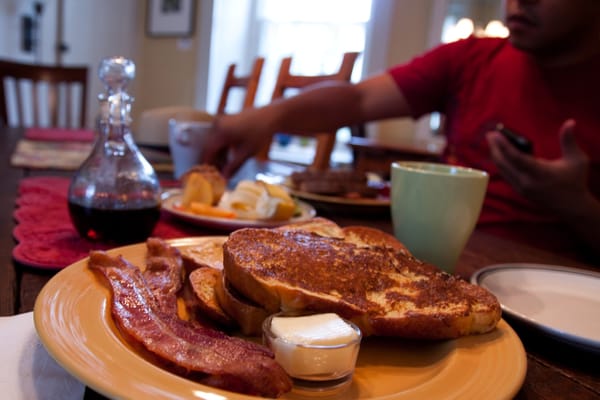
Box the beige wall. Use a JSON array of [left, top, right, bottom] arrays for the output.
[[132, 1, 204, 130], [386, 1, 435, 66], [368, 0, 436, 145]]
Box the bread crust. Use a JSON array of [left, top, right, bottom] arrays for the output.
[[181, 237, 227, 272], [341, 225, 409, 253], [274, 216, 345, 238], [187, 267, 234, 327], [214, 276, 269, 336]]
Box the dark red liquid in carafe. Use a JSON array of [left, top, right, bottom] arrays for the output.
[[68, 201, 160, 244]]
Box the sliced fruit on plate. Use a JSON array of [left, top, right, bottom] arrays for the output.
[[259, 182, 296, 221], [188, 202, 236, 219], [217, 180, 295, 220], [181, 172, 213, 207]]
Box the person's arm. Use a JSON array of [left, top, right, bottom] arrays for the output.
[[487, 119, 600, 255], [203, 73, 411, 177]]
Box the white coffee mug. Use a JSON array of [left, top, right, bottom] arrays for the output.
[[168, 119, 213, 179]]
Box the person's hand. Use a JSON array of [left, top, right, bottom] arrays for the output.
[[486, 119, 591, 215], [202, 110, 274, 178]]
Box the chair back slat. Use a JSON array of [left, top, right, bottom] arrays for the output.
[[65, 85, 73, 128], [257, 52, 360, 170], [0, 59, 88, 128], [135, 59, 263, 147], [15, 81, 26, 126], [49, 83, 58, 127], [217, 57, 265, 115]]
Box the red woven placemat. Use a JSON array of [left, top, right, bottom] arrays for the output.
[[13, 177, 200, 270]]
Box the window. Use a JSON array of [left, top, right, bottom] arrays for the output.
[[207, 0, 372, 166]]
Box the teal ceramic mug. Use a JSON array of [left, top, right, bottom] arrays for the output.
[[390, 162, 488, 273]]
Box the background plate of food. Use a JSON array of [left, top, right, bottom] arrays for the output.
[[161, 188, 316, 231], [162, 165, 317, 230], [286, 170, 390, 216]]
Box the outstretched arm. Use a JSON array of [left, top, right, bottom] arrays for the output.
[[487, 119, 600, 256], [202, 73, 411, 177]]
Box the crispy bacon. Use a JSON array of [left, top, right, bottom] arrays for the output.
[[143, 237, 184, 315], [88, 245, 292, 398]]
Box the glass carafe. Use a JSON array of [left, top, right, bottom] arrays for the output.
[[68, 56, 161, 244]]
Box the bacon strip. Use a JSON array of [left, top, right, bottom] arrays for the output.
[[89, 247, 292, 398], [143, 237, 184, 315]]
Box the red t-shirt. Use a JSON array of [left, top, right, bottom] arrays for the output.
[[388, 36, 600, 261]]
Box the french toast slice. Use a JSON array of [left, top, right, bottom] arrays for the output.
[[181, 237, 227, 271], [187, 267, 234, 327], [274, 216, 345, 238], [180, 237, 232, 328], [341, 225, 410, 254], [182, 218, 345, 332], [222, 227, 501, 339], [182, 236, 269, 334], [214, 275, 270, 336]]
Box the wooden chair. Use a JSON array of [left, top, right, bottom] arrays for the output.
[[216, 57, 265, 114], [256, 52, 360, 170], [0, 59, 88, 128]]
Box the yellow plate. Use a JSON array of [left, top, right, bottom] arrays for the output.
[[34, 237, 526, 400]]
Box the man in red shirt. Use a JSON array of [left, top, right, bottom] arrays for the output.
[[204, 0, 600, 263]]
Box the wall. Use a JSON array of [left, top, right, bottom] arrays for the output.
[[365, 0, 436, 145], [0, 0, 55, 63], [64, 0, 141, 128], [0, 0, 204, 130], [1, 0, 437, 145], [133, 0, 208, 128], [0, 0, 140, 128]]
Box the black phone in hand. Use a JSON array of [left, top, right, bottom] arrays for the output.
[[496, 124, 533, 154]]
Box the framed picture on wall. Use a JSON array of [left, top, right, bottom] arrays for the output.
[[146, 0, 196, 37]]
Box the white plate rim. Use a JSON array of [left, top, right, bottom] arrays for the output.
[[161, 189, 316, 229], [471, 263, 600, 353]]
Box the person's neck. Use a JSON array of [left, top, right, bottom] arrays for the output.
[[531, 34, 600, 68]]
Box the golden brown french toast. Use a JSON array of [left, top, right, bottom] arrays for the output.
[[222, 223, 501, 339], [181, 237, 227, 272], [183, 218, 345, 333], [180, 237, 231, 328], [274, 216, 345, 238], [214, 275, 270, 336], [341, 225, 410, 254], [182, 236, 270, 334], [187, 267, 234, 327]]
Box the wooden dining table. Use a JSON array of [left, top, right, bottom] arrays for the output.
[[1, 126, 599, 400]]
